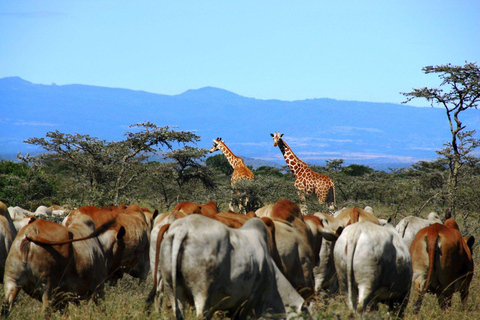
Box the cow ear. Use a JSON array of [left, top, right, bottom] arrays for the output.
[[387, 217, 392, 224], [321, 231, 338, 242], [152, 209, 159, 222], [270, 133, 274, 137], [117, 226, 126, 240], [466, 236, 475, 252], [280, 133, 284, 138], [336, 226, 344, 236]]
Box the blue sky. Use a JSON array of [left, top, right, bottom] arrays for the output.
[[1, 0, 479, 107]]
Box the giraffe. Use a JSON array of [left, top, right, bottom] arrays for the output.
[[271, 132, 335, 214], [209, 137, 254, 212]]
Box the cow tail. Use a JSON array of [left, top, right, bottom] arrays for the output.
[[20, 226, 40, 264], [346, 230, 359, 312], [147, 224, 170, 306], [425, 232, 438, 292], [401, 221, 409, 239], [20, 238, 30, 265], [171, 225, 188, 319]]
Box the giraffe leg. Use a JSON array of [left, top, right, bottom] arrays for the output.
[[297, 189, 307, 215]]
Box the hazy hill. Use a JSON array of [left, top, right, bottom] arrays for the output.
[[1, 77, 479, 168]]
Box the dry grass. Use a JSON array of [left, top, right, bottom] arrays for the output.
[[1, 265, 479, 320]]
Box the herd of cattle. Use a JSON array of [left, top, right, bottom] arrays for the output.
[[0, 199, 475, 319]]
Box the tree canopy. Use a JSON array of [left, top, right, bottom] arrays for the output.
[[402, 62, 480, 218], [22, 123, 203, 205]]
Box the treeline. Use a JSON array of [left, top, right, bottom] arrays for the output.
[[1, 129, 479, 238]]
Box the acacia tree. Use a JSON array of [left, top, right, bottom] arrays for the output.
[[164, 146, 216, 191], [24, 122, 200, 205], [402, 62, 480, 218]]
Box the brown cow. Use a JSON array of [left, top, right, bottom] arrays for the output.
[[173, 201, 219, 215], [64, 204, 151, 281], [256, 199, 340, 299], [2, 213, 124, 315], [410, 218, 475, 311], [334, 206, 380, 226], [0, 201, 18, 282], [303, 215, 339, 267]]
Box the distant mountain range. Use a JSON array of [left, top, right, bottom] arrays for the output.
[[1, 76, 479, 169]]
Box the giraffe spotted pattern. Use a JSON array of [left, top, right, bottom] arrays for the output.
[[209, 137, 254, 186], [271, 132, 335, 214]]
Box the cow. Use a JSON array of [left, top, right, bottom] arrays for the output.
[[64, 204, 152, 281], [255, 199, 341, 300], [363, 206, 374, 213], [303, 215, 339, 267], [12, 216, 36, 233], [49, 205, 71, 217], [396, 211, 442, 248], [34, 205, 52, 217], [334, 221, 412, 317], [116, 204, 158, 232], [409, 218, 475, 311], [1, 213, 124, 316], [255, 200, 315, 298], [256, 199, 304, 222], [173, 201, 219, 215], [334, 206, 380, 226], [159, 214, 307, 319], [0, 201, 18, 282], [5, 205, 37, 232], [148, 209, 192, 308], [7, 206, 33, 220], [147, 209, 285, 311], [313, 212, 345, 295], [149, 209, 188, 278]]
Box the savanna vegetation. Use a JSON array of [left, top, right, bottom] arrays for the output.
[[0, 62, 479, 318]]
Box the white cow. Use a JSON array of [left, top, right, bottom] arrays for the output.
[[313, 212, 345, 294], [34, 205, 52, 217], [396, 212, 442, 248], [147, 209, 188, 309], [7, 206, 33, 220], [160, 215, 306, 319], [334, 221, 412, 316], [363, 206, 374, 213]]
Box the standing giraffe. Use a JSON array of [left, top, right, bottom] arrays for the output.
[[210, 137, 254, 212], [271, 132, 335, 214]]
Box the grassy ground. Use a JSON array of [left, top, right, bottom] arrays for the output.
[[1, 265, 479, 320]]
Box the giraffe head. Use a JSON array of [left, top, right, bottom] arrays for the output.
[[209, 137, 223, 153], [270, 132, 284, 147]]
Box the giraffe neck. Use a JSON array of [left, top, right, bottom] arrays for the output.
[[277, 139, 309, 175], [218, 142, 240, 168]]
